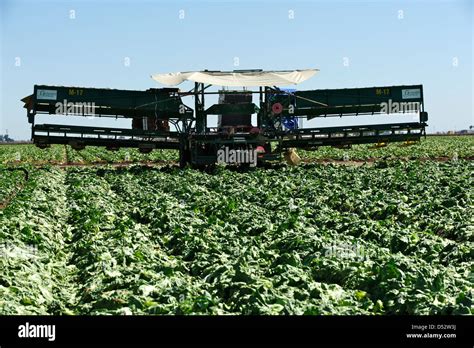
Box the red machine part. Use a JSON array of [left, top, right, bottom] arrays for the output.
[[272, 102, 283, 114]]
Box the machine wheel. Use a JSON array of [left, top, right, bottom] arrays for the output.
[[36, 143, 50, 149], [179, 148, 191, 168], [69, 141, 85, 150]]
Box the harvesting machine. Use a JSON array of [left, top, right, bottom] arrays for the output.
[[22, 69, 428, 167]]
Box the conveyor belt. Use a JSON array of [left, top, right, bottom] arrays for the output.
[[32, 124, 181, 150], [278, 122, 425, 148]]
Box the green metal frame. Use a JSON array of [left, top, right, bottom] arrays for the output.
[[23, 80, 428, 167]]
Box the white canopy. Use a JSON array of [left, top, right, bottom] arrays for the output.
[[150, 69, 318, 87]]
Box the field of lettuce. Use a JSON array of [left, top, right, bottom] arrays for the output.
[[0, 136, 472, 315], [1, 136, 473, 165]]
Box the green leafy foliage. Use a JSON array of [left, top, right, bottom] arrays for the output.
[[65, 146, 178, 164], [0, 145, 178, 165], [0, 159, 472, 315], [299, 136, 474, 161], [0, 166, 27, 204], [0, 144, 65, 164], [0, 136, 472, 165]]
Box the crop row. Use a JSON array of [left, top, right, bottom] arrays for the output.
[[0, 136, 472, 164], [0, 168, 76, 314], [299, 136, 474, 161], [1, 161, 472, 314], [0, 145, 178, 165]]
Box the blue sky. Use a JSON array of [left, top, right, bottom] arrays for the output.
[[1, 0, 472, 139]]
